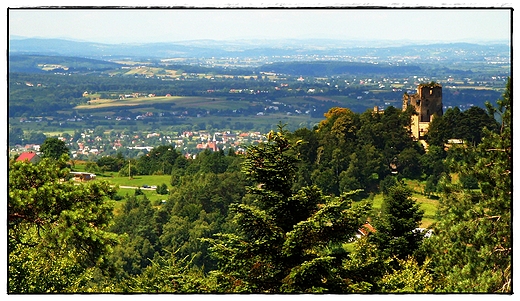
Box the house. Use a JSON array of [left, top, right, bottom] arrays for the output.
[[16, 152, 40, 164], [196, 141, 219, 152], [355, 222, 377, 239], [69, 172, 96, 182]]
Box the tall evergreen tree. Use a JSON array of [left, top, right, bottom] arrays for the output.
[[205, 125, 371, 293], [370, 183, 424, 260], [8, 157, 118, 293], [427, 78, 511, 293]]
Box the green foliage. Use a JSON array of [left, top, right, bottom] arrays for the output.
[[370, 184, 424, 260], [303, 105, 423, 196], [126, 252, 211, 293], [159, 170, 247, 271], [427, 105, 499, 147], [84, 161, 100, 173], [342, 237, 391, 292], [205, 126, 371, 293], [8, 157, 118, 293], [134, 188, 144, 196], [379, 175, 399, 195], [424, 175, 439, 197], [379, 257, 434, 293], [136, 145, 184, 175], [97, 152, 126, 172], [459, 174, 479, 189], [156, 183, 168, 195], [118, 159, 138, 177], [40, 137, 69, 160], [8, 78, 509, 293], [426, 78, 511, 293]]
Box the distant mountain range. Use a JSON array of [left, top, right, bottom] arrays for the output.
[[9, 37, 511, 62]]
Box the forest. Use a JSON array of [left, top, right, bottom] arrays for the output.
[[8, 79, 511, 293]]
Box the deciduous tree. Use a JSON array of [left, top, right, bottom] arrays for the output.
[[40, 137, 69, 160]]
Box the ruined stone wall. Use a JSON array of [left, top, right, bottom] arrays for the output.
[[403, 83, 443, 140], [403, 84, 443, 122]]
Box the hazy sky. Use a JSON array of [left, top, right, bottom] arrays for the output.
[[7, 3, 513, 44]]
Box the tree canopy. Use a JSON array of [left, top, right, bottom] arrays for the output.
[[8, 156, 118, 293], [8, 79, 512, 294], [40, 137, 70, 160]]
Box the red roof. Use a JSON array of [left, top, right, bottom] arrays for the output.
[[16, 152, 38, 162], [358, 222, 376, 236]]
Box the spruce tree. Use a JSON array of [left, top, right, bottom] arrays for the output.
[[370, 183, 424, 260], [205, 125, 371, 293]]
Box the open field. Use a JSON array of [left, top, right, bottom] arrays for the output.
[[371, 191, 439, 228], [114, 188, 169, 204], [98, 175, 172, 209], [100, 174, 172, 189], [109, 189, 169, 216], [74, 95, 252, 113]]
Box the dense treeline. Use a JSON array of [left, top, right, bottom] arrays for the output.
[[261, 61, 422, 77], [9, 54, 123, 73], [8, 79, 511, 293]]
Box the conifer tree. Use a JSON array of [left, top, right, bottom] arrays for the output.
[[8, 156, 118, 293], [370, 183, 424, 260], [427, 78, 511, 293], [204, 125, 371, 293]]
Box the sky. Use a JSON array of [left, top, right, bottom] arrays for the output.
[[7, 2, 513, 45]]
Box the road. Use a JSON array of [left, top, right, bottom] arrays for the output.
[[118, 185, 156, 190]]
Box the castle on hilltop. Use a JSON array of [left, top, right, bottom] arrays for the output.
[[402, 82, 443, 141]]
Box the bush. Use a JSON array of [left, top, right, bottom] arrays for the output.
[[460, 174, 479, 189], [156, 183, 168, 195], [379, 175, 398, 195]]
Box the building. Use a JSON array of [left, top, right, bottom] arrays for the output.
[[69, 172, 96, 182], [402, 83, 443, 140], [357, 222, 376, 238], [16, 152, 40, 164]]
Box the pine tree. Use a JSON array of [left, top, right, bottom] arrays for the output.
[[204, 125, 371, 293], [427, 78, 511, 293], [370, 183, 424, 260], [8, 156, 118, 293]]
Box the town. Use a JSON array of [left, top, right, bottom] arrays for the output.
[[11, 127, 267, 160]]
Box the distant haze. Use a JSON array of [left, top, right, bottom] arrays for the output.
[[8, 7, 512, 45]]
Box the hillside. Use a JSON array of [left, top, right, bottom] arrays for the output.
[[9, 54, 123, 73]]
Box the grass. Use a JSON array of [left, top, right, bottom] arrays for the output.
[[97, 174, 172, 189], [80, 173, 172, 210], [114, 188, 169, 204], [369, 189, 439, 229], [74, 95, 250, 111]]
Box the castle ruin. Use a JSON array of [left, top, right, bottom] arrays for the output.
[[402, 82, 443, 140]]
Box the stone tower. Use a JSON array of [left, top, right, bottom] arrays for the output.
[[402, 83, 443, 140]]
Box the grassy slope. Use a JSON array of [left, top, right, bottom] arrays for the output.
[[371, 193, 438, 228], [74, 96, 250, 111], [99, 173, 439, 228], [371, 179, 439, 228]]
